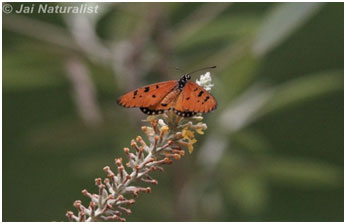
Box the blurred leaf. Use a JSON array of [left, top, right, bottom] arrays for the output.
[[253, 2, 324, 56], [220, 70, 342, 132], [173, 3, 232, 47], [258, 70, 343, 117], [177, 14, 259, 53], [219, 54, 260, 99], [230, 129, 272, 153], [261, 157, 341, 187], [219, 84, 274, 132]]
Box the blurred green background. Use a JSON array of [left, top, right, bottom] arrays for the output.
[[3, 2, 344, 221]]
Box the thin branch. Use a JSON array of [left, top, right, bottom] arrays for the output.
[[65, 56, 103, 127]]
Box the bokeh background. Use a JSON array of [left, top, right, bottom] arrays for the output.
[[3, 2, 344, 221]]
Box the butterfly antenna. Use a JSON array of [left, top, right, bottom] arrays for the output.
[[175, 67, 184, 73], [187, 66, 216, 76]]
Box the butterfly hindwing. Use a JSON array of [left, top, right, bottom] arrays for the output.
[[117, 81, 177, 108], [174, 82, 217, 114]]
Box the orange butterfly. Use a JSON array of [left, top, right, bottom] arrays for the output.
[[117, 66, 217, 117]]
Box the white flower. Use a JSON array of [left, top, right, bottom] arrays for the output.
[[196, 72, 214, 92], [158, 119, 167, 127]]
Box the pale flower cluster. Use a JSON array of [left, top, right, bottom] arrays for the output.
[[196, 72, 214, 92]]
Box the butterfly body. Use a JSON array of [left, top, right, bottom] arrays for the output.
[[117, 74, 217, 117]]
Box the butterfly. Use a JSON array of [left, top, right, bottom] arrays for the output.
[[117, 66, 217, 117]]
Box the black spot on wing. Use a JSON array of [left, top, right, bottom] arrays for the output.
[[144, 87, 150, 92], [156, 85, 159, 89], [186, 97, 190, 100], [152, 94, 156, 98], [133, 90, 138, 99], [198, 91, 204, 97]]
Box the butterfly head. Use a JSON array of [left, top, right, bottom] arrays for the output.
[[178, 74, 191, 89]]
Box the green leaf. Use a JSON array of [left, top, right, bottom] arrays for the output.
[[220, 70, 343, 132], [219, 84, 274, 132], [258, 70, 343, 117], [261, 157, 341, 188], [253, 2, 324, 56], [230, 129, 272, 153]]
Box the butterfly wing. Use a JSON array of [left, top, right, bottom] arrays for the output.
[[138, 87, 184, 115], [117, 80, 177, 108], [174, 82, 217, 115]]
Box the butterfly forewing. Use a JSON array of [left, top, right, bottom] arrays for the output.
[[117, 80, 177, 108], [175, 82, 217, 113]]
